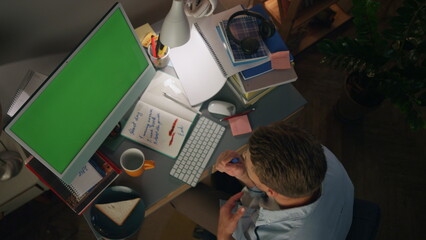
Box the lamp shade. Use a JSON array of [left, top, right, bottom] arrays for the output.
[[160, 0, 190, 48]]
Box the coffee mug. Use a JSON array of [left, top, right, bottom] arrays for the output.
[[120, 148, 155, 177]]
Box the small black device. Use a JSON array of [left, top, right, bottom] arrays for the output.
[[225, 10, 275, 55]]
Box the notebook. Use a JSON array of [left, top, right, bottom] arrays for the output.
[[168, 5, 269, 106], [240, 66, 298, 92], [217, 18, 270, 65], [26, 151, 121, 215], [70, 161, 103, 197], [7, 70, 47, 117], [121, 71, 198, 158], [240, 4, 295, 80], [192, 5, 270, 76]]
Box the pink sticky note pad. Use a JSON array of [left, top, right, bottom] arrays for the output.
[[271, 51, 291, 70], [228, 115, 252, 136]]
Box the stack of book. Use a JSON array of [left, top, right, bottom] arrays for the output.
[[217, 4, 298, 106], [27, 151, 121, 215], [217, 17, 270, 66], [227, 73, 276, 106], [227, 66, 298, 106]]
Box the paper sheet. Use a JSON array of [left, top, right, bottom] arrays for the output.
[[168, 5, 271, 106], [271, 51, 291, 70], [169, 27, 226, 106], [7, 71, 47, 117], [70, 162, 102, 197], [122, 101, 192, 158]]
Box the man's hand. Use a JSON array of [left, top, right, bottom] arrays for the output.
[[215, 150, 246, 178], [217, 192, 245, 240], [215, 150, 256, 188]]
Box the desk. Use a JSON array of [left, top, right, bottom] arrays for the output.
[[0, 15, 305, 240], [0, 51, 305, 239], [82, 66, 306, 235], [80, 15, 306, 224], [0, 23, 306, 240], [109, 79, 305, 214], [81, 10, 306, 236]]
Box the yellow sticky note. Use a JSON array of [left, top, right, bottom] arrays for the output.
[[141, 33, 157, 48], [229, 115, 252, 136], [135, 23, 155, 42], [271, 51, 291, 70]]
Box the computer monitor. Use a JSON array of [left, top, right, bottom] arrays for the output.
[[4, 3, 155, 184]]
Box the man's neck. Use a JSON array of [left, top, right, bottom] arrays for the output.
[[274, 189, 320, 209]]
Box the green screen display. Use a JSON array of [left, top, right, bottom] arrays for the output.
[[10, 8, 148, 173]]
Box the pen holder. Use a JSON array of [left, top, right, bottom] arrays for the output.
[[148, 45, 170, 69]]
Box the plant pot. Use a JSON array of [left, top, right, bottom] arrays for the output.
[[334, 73, 384, 122]]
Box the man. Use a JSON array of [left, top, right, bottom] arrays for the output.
[[216, 122, 354, 240], [172, 122, 354, 240]]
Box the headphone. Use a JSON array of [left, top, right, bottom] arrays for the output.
[[226, 10, 275, 55], [184, 0, 218, 18]]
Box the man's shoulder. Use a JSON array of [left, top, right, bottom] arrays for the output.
[[323, 146, 352, 182], [299, 146, 354, 240]]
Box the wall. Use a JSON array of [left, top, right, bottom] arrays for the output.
[[0, 0, 172, 66]]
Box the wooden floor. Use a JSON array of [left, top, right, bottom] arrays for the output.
[[1, 21, 425, 240], [290, 44, 426, 240]]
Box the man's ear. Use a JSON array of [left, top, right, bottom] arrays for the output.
[[266, 188, 278, 198]]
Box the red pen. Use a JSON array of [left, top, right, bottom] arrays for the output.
[[151, 35, 157, 58], [220, 108, 256, 121]]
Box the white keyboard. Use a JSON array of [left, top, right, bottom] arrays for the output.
[[170, 116, 225, 187]]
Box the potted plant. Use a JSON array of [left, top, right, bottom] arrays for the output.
[[317, 0, 425, 129]]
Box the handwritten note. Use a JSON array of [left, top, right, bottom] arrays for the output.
[[70, 162, 102, 197], [122, 102, 192, 158]]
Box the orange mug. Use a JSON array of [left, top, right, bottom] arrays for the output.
[[120, 148, 155, 177]]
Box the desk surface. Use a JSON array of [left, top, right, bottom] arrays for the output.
[[0, 51, 306, 240], [82, 74, 306, 240], [93, 66, 307, 217], [0, 22, 306, 240], [80, 18, 307, 218]]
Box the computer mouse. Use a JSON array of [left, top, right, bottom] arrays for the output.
[[207, 100, 236, 117]]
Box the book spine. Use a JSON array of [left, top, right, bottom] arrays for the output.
[[74, 152, 121, 214], [96, 150, 121, 173], [226, 81, 249, 106], [246, 87, 276, 105], [194, 22, 228, 77], [25, 152, 122, 215]]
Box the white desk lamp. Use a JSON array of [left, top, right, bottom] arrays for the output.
[[160, 0, 223, 106], [160, 0, 218, 48], [160, 0, 191, 48]]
